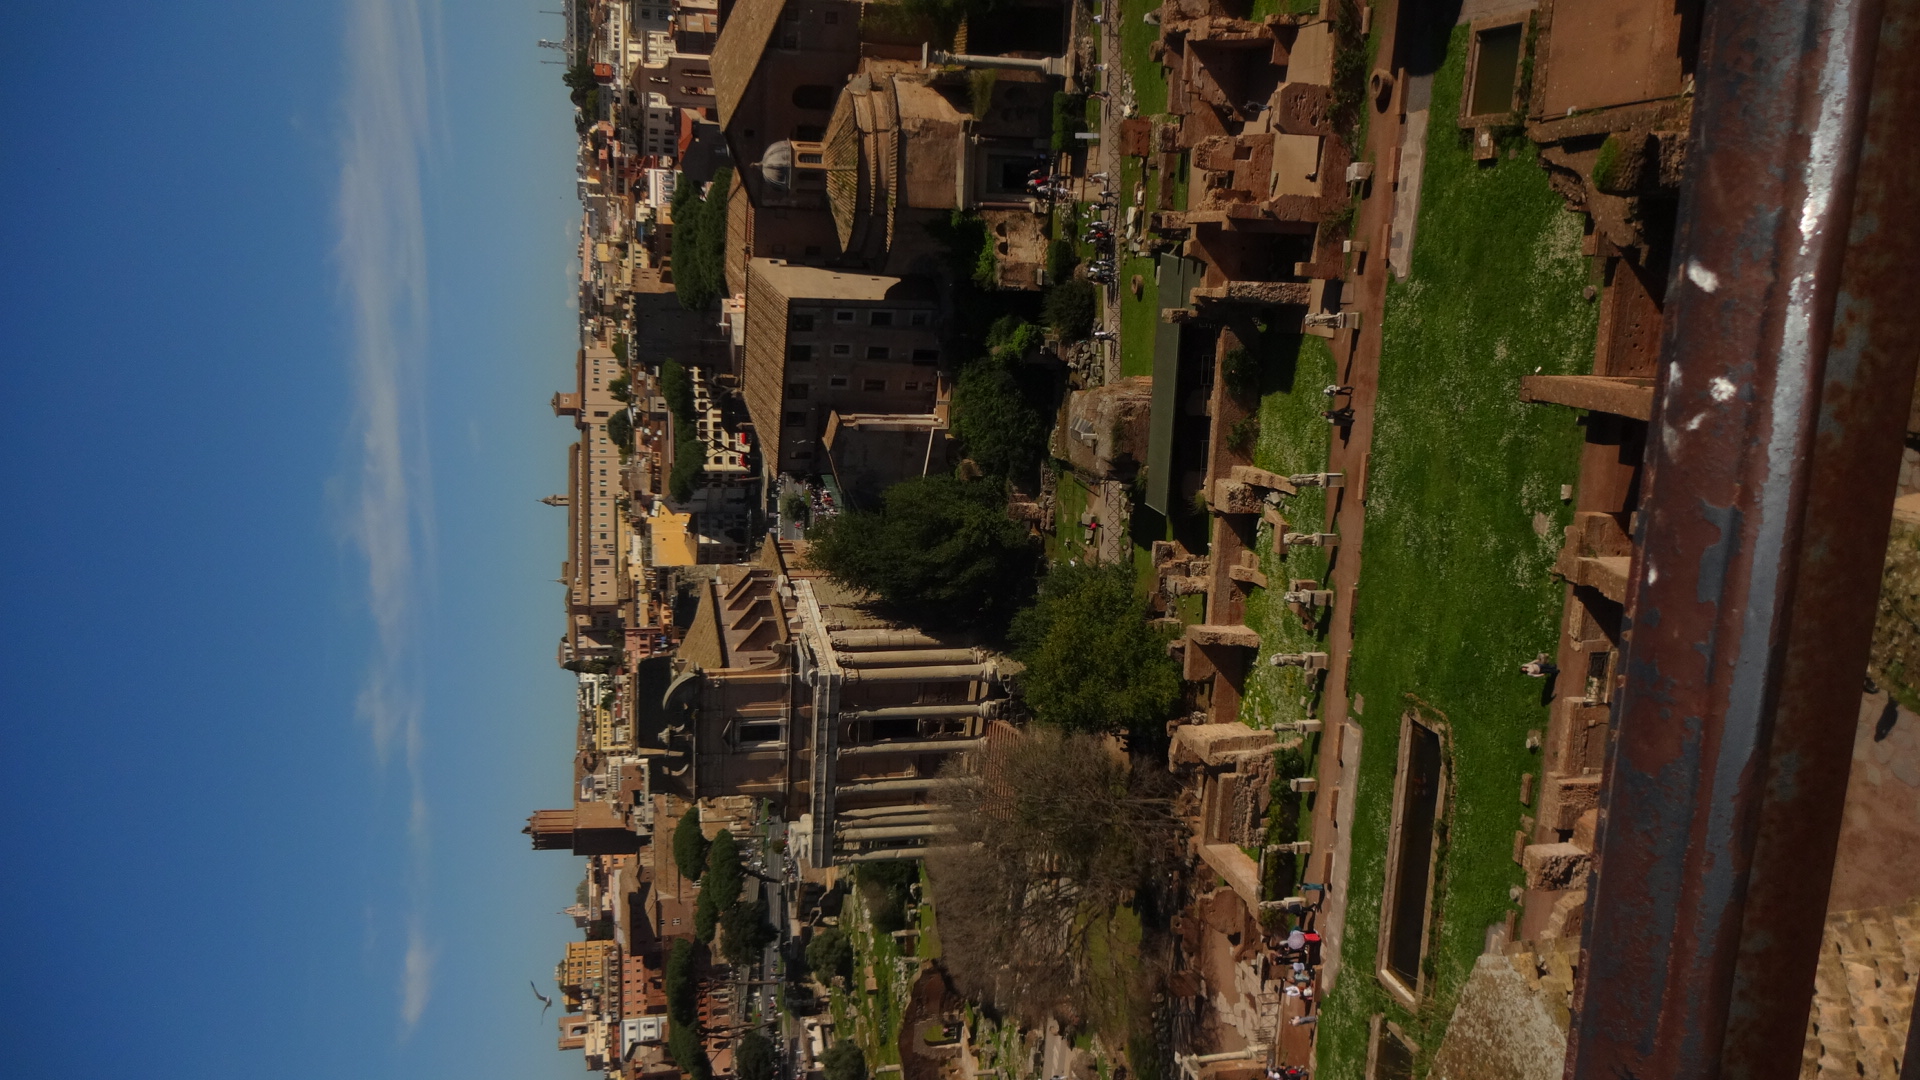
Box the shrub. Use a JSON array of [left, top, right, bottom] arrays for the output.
[[1051, 91, 1087, 155], [1044, 279, 1097, 341], [805, 927, 854, 983], [672, 807, 708, 881], [1227, 416, 1260, 453], [968, 68, 999, 118], [1045, 238, 1078, 284], [1221, 345, 1262, 402]]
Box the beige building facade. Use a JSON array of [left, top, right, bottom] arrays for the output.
[[742, 259, 942, 476]]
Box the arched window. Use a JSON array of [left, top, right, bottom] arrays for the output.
[[791, 84, 834, 110]]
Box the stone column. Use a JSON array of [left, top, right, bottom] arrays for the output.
[[835, 648, 980, 667], [830, 628, 945, 650]]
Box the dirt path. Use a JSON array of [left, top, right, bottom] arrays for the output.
[[1301, 0, 1411, 1038]]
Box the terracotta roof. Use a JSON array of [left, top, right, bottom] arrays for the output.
[[676, 577, 728, 672], [711, 0, 786, 130]]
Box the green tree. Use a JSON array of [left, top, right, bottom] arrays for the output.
[[804, 926, 854, 983], [736, 1031, 778, 1080], [660, 359, 707, 503], [806, 474, 1038, 629], [720, 895, 777, 966], [670, 167, 733, 311], [1044, 279, 1097, 341], [950, 349, 1050, 483], [666, 938, 697, 1025], [673, 808, 709, 881], [822, 1041, 867, 1080], [704, 829, 742, 902], [695, 888, 720, 942], [606, 408, 634, 451], [1010, 562, 1182, 738], [669, 1022, 713, 1080]]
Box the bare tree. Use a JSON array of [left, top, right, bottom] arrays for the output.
[[926, 728, 1178, 1028]]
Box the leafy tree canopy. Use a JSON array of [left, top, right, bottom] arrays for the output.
[[1044, 279, 1097, 341], [950, 343, 1051, 484], [670, 167, 732, 311], [736, 1031, 777, 1080], [672, 808, 709, 881], [805, 473, 1037, 629], [822, 1042, 867, 1080], [665, 938, 698, 1025], [720, 895, 777, 966], [804, 927, 854, 983], [1010, 562, 1182, 738]]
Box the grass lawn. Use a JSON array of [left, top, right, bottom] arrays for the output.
[[1312, 24, 1597, 1078], [1117, 154, 1162, 378], [1236, 333, 1339, 731], [1118, 0, 1167, 116], [1047, 469, 1095, 563]]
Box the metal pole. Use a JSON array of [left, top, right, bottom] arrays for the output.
[[1566, 0, 1920, 1075]]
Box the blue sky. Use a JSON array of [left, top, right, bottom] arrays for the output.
[[1, 3, 592, 1075]]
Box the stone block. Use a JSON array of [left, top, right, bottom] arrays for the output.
[[1571, 809, 1599, 852], [1211, 479, 1266, 514], [1542, 772, 1603, 831], [1187, 624, 1261, 649], [1227, 563, 1269, 588], [1541, 888, 1587, 949], [1523, 842, 1593, 891], [1228, 465, 1296, 493]]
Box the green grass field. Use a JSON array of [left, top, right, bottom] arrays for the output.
[[1119, 0, 1168, 116], [1237, 333, 1338, 731], [1311, 25, 1597, 1078]]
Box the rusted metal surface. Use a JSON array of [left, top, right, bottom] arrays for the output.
[[1564, 0, 1920, 1075]]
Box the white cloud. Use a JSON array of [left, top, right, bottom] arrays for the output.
[[337, 0, 436, 1033], [402, 923, 437, 1029]]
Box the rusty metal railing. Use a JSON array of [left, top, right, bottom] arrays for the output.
[[1564, 0, 1920, 1076]]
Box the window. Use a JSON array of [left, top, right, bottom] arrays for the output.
[[834, 310, 855, 323], [903, 381, 919, 391], [594, 410, 609, 417], [863, 379, 886, 392], [829, 375, 849, 387], [738, 722, 781, 743], [832, 343, 851, 356], [912, 348, 939, 364], [795, 125, 825, 141], [785, 411, 808, 426], [594, 558, 611, 566], [789, 313, 815, 332], [792, 84, 834, 110], [798, 152, 822, 164], [786, 382, 810, 399], [823, 9, 838, 22], [804, 245, 822, 257], [910, 311, 930, 326], [868, 310, 894, 327], [866, 345, 889, 360], [789, 344, 813, 363]]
